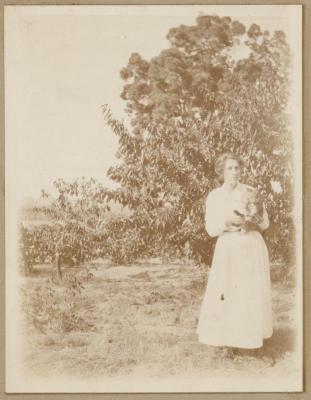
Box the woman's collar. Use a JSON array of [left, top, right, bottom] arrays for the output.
[[221, 182, 241, 193]]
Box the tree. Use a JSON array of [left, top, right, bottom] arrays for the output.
[[20, 178, 111, 275], [103, 15, 293, 264], [20, 177, 143, 271]]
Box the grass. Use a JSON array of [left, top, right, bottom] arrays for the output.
[[20, 259, 300, 388]]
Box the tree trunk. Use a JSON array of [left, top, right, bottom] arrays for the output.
[[55, 252, 62, 280]]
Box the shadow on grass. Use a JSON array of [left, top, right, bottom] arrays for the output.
[[260, 327, 296, 359], [231, 327, 297, 362], [195, 327, 296, 364]]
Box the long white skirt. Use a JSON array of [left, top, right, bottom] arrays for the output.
[[197, 230, 273, 349]]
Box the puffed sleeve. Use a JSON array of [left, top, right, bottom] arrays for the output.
[[258, 204, 269, 231], [204, 190, 227, 237]]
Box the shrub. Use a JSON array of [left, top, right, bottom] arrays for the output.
[[21, 269, 95, 334]]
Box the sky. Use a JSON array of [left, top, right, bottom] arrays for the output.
[[5, 5, 302, 200]]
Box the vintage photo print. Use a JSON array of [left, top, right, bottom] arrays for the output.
[[5, 4, 302, 393]]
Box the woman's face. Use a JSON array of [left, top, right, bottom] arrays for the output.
[[223, 158, 240, 185]]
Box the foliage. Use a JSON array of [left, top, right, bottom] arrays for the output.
[[19, 177, 143, 269], [20, 223, 58, 274], [21, 269, 95, 334], [102, 217, 150, 264], [102, 15, 294, 264], [19, 178, 110, 272], [20, 15, 295, 267]]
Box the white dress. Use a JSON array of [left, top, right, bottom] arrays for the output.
[[196, 183, 273, 349]]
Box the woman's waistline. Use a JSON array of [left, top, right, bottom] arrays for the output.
[[219, 229, 262, 238]]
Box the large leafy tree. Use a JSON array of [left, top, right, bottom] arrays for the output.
[[103, 15, 293, 264]]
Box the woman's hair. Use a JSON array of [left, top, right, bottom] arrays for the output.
[[215, 153, 244, 181]]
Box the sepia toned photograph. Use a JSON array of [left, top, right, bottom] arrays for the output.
[[5, 4, 302, 393]]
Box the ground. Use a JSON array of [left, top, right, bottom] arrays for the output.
[[19, 258, 301, 391]]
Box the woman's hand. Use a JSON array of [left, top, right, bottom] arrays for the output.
[[225, 224, 242, 232], [225, 212, 245, 231]]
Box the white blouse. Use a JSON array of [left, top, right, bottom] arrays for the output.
[[204, 183, 269, 237]]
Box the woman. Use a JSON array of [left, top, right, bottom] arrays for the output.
[[197, 153, 273, 350]]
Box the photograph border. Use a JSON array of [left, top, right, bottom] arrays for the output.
[[1, 0, 309, 398]]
